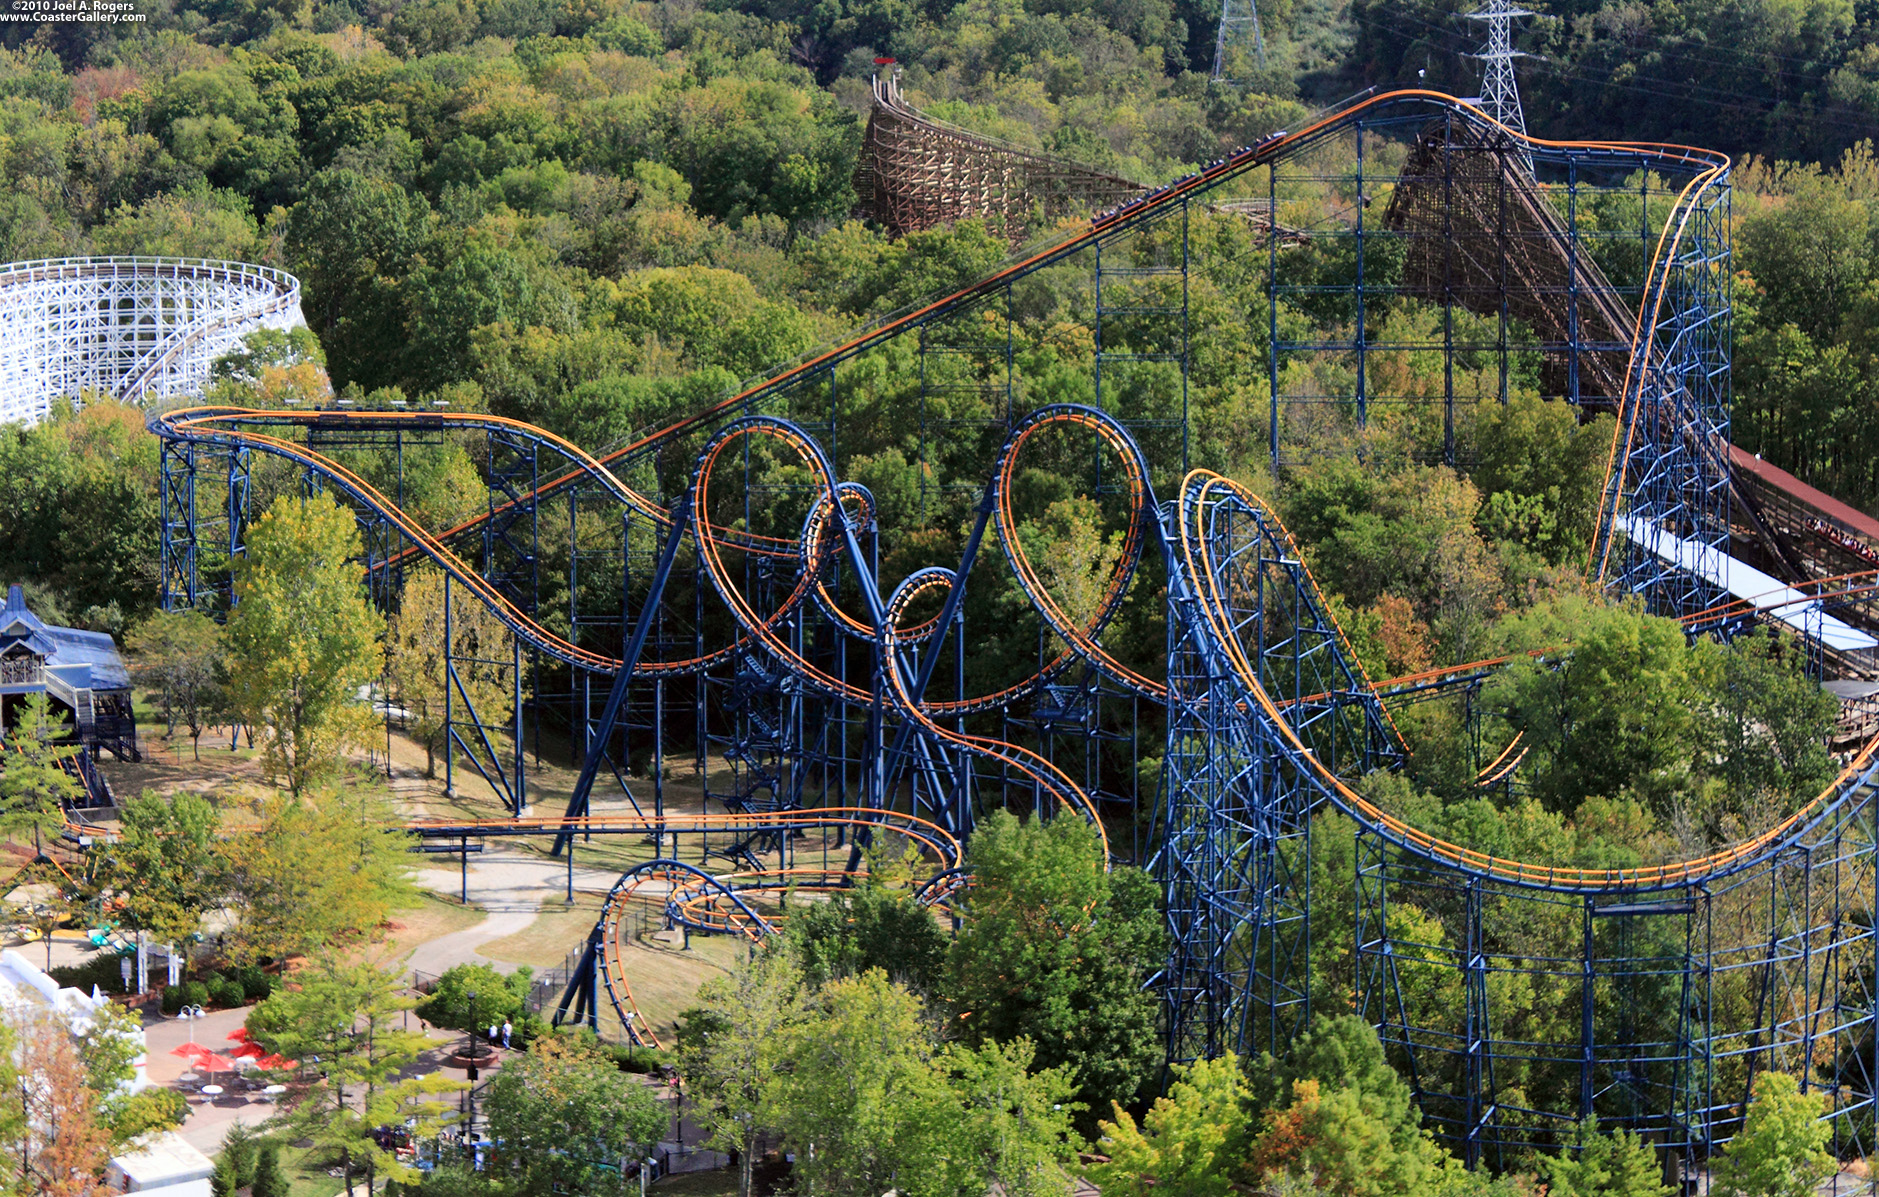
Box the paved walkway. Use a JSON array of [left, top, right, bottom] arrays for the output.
[[404, 850, 621, 979], [141, 1004, 279, 1154], [390, 756, 625, 980]]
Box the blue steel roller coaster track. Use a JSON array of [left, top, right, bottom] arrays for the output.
[[145, 91, 1879, 1179]]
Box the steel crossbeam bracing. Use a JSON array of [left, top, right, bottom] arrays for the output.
[[0, 257, 304, 426], [138, 92, 1879, 1185]]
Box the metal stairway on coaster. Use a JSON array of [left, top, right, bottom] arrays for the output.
[[706, 648, 800, 871]]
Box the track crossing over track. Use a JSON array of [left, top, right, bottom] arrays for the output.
[[159, 393, 1879, 1164], [145, 91, 1879, 1173]]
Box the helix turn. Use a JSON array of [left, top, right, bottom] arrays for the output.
[[144, 90, 1879, 1164]]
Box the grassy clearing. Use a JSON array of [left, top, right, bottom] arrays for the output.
[[478, 893, 604, 969], [99, 727, 273, 805], [377, 894, 488, 962], [279, 1143, 346, 1197], [605, 901, 748, 1043]]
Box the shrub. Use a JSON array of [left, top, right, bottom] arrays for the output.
[[605, 1042, 670, 1074], [208, 974, 244, 1008], [237, 965, 273, 1001], [114, 1086, 188, 1140], [161, 985, 186, 1015], [50, 951, 128, 995], [178, 980, 210, 1009], [416, 963, 529, 1034], [509, 1011, 552, 1050]]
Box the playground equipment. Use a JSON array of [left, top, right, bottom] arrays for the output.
[[145, 91, 1879, 1179]]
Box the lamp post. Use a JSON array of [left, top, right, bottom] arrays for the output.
[[463, 990, 478, 1148]]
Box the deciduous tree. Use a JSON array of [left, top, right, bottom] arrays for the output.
[[911, 1038, 1080, 1197], [1708, 1071, 1834, 1197], [946, 811, 1164, 1134], [767, 969, 946, 1197], [125, 608, 224, 760], [222, 786, 414, 963], [676, 946, 808, 1197], [483, 1034, 666, 1195], [385, 569, 513, 780], [783, 875, 948, 994], [1086, 1053, 1253, 1197], [101, 790, 223, 951], [17, 1015, 109, 1197], [248, 955, 434, 1197], [223, 492, 385, 797], [1243, 1016, 1447, 1197]]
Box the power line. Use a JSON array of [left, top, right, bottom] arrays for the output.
[[1359, 0, 1847, 76], [1347, 7, 1879, 144]]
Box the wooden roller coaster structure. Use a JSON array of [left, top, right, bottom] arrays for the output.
[[142, 91, 1879, 1186]]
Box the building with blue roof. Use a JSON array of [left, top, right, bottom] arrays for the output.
[[0, 585, 139, 783]]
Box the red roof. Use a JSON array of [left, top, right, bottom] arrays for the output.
[[1729, 444, 1879, 543]]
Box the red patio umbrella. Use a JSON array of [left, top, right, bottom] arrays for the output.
[[255, 1053, 298, 1071], [226, 1028, 252, 1044], [191, 1051, 238, 1081], [168, 1043, 210, 1061], [229, 1041, 266, 1059]]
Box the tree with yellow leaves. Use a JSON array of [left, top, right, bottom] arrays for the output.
[[223, 492, 384, 797]]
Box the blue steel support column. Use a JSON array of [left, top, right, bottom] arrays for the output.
[[1355, 120, 1367, 428], [444, 571, 453, 798], [224, 443, 250, 609], [1462, 877, 1491, 1169], [1267, 154, 1280, 466], [1442, 111, 1457, 466], [513, 637, 525, 815], [1580, 896, 1596, 1123], [158, 438, 197, 611], [554, 497, 692, 857]]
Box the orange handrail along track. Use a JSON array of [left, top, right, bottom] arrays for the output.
[[144, 91, 1879, 1161]]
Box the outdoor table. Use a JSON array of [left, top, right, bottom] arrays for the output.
[[199, 1085, 223, 1100], [262, 1085, 287, 1102]]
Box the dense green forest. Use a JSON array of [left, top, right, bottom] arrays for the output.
[[1, 0, 1877, 1188], [0, 0, 1872, 841]]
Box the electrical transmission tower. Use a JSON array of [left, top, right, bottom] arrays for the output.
[[1211, 0, 1266, 81], [1466, 0, 1533, 170]]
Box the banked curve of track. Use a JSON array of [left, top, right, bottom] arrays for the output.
[[342, 90, 1728, 589], [166, 394, 1879, 901]]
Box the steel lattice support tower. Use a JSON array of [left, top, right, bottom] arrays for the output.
[[1466, 0, 1534, 172], [1211, 0, 1266, 81], [0, 257, 305, 426], [142, 93, 1879, 1183]]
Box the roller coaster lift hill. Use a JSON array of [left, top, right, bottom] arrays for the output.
[[19, 88, 1879, 1182]]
